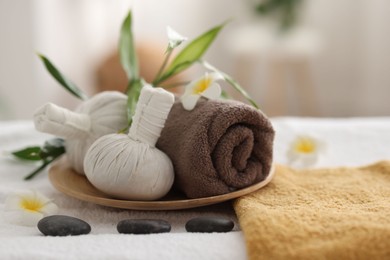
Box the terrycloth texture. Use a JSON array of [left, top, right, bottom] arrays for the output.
[[234, 162, 390, 260], [4, 118, 390, 260], [157, 98, 275, 198], [0, 121, 245, 260]]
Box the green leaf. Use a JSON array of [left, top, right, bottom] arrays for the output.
[[11, 138, 65, 180], [200, 60, 259, 109], [10, 139, 65, 180], [40, 138, 65, 159], [37, 54, 88, 100], [126, 79, 144, 124], [12, 147, 42, 161], [155, 23, 225, 84], [119, 11, 139, 80]]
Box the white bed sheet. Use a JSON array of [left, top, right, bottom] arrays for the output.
[[1, 117, 390, 259]]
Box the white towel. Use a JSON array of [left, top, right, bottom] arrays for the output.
[[2, 118, 390, 259], [0, 121, 245, 260]]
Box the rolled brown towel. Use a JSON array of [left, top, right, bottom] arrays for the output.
[[156, 98, 275, 198]]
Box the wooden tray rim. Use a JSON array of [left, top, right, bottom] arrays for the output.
[[48, 159, 275, 210]]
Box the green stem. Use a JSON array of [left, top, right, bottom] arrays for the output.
[[162, 81, 190, 89], [153, 49, 173, 86], [224, 77, 259, 109], [24, 156, 57, 180], [199, 60, 259, 109]]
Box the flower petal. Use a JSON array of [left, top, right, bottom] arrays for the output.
[[201, 83, 221, 100], [17, 210, 44, 226], [167, 26, 188, 50], [286, 134, 326, 169], [4, 193, 24, 211], [4, 209, 44, 226], [39, 202, 59, 216], [287, 151, 319, 169], [32, 190, 52, 204], [3, 190, 58, 226], [181, 94, 200, 110], [208, 72, 224, 82]]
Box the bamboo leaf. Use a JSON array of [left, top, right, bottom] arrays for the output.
[[155, 23, 225, 84], [119, 11, 139, 80], [126, 79, 144, 124], [40, 138, 65, 159], [200, 60, 259, 109], [12, 147, 42, 161], [37, 54, 88, 100]]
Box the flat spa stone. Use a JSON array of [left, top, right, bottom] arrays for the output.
[[38, 215, 91, 236], [117, 219, 171, 234], [185, 217, 234, 233]]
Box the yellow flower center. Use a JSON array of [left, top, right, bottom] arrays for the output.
[[20, 197, 44, 212], [294, 138, 316, 154], [193, 77, 211, 94]]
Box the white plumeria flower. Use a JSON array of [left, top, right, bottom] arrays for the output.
[[167, 26, 188, 50], [286, 135, 326, 169], [3, 190, 58, 226], [181, 72, 223, 110]]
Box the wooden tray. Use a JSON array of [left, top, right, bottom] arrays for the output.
[[48, 158, 275, 210]]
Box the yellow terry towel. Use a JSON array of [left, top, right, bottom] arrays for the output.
[[234, 161, 390, 260]]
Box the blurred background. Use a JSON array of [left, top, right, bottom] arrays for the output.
[[0, 0, 389, 120]]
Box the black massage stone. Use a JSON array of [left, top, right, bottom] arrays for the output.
[[117, 219, 171, 234], [38, 215, 91, 236], [185, 217, 234, 233]]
